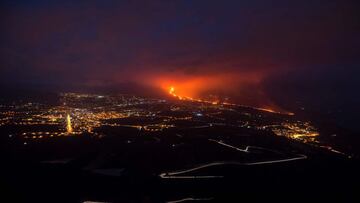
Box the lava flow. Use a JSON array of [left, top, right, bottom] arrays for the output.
[[167, 86, 294, 116], [168, 86, 216, 104]]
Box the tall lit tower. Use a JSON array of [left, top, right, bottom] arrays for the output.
[[66, 114, 73, 134]]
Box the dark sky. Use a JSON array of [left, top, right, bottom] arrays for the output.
[[1, 0, 359, 116]]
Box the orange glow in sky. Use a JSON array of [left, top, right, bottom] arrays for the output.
[[136, 71, 294, 115], [158, 77, 212, 99]]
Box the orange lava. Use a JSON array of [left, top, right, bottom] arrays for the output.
[[138, 71, 294, 115], [168, 86, 202, 102], [166, 85, 294, 115]]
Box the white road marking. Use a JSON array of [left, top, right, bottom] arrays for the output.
[[208, 139, 249, 153], [167, 197, 213, 203], [159, 141, 307, 179]]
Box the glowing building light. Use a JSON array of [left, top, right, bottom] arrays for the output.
[[66, 114, 73, 134]]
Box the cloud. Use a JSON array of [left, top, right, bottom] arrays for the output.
[[0, 0, 359, 111]]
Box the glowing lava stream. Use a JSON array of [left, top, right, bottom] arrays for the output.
[[169, 86, 208, 103], [167, 86, 294, 116]]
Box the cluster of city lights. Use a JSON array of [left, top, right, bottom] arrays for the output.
[[0, 92, 347, 156]]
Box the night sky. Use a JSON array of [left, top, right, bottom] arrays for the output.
[[1, 0, 360, 125]]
